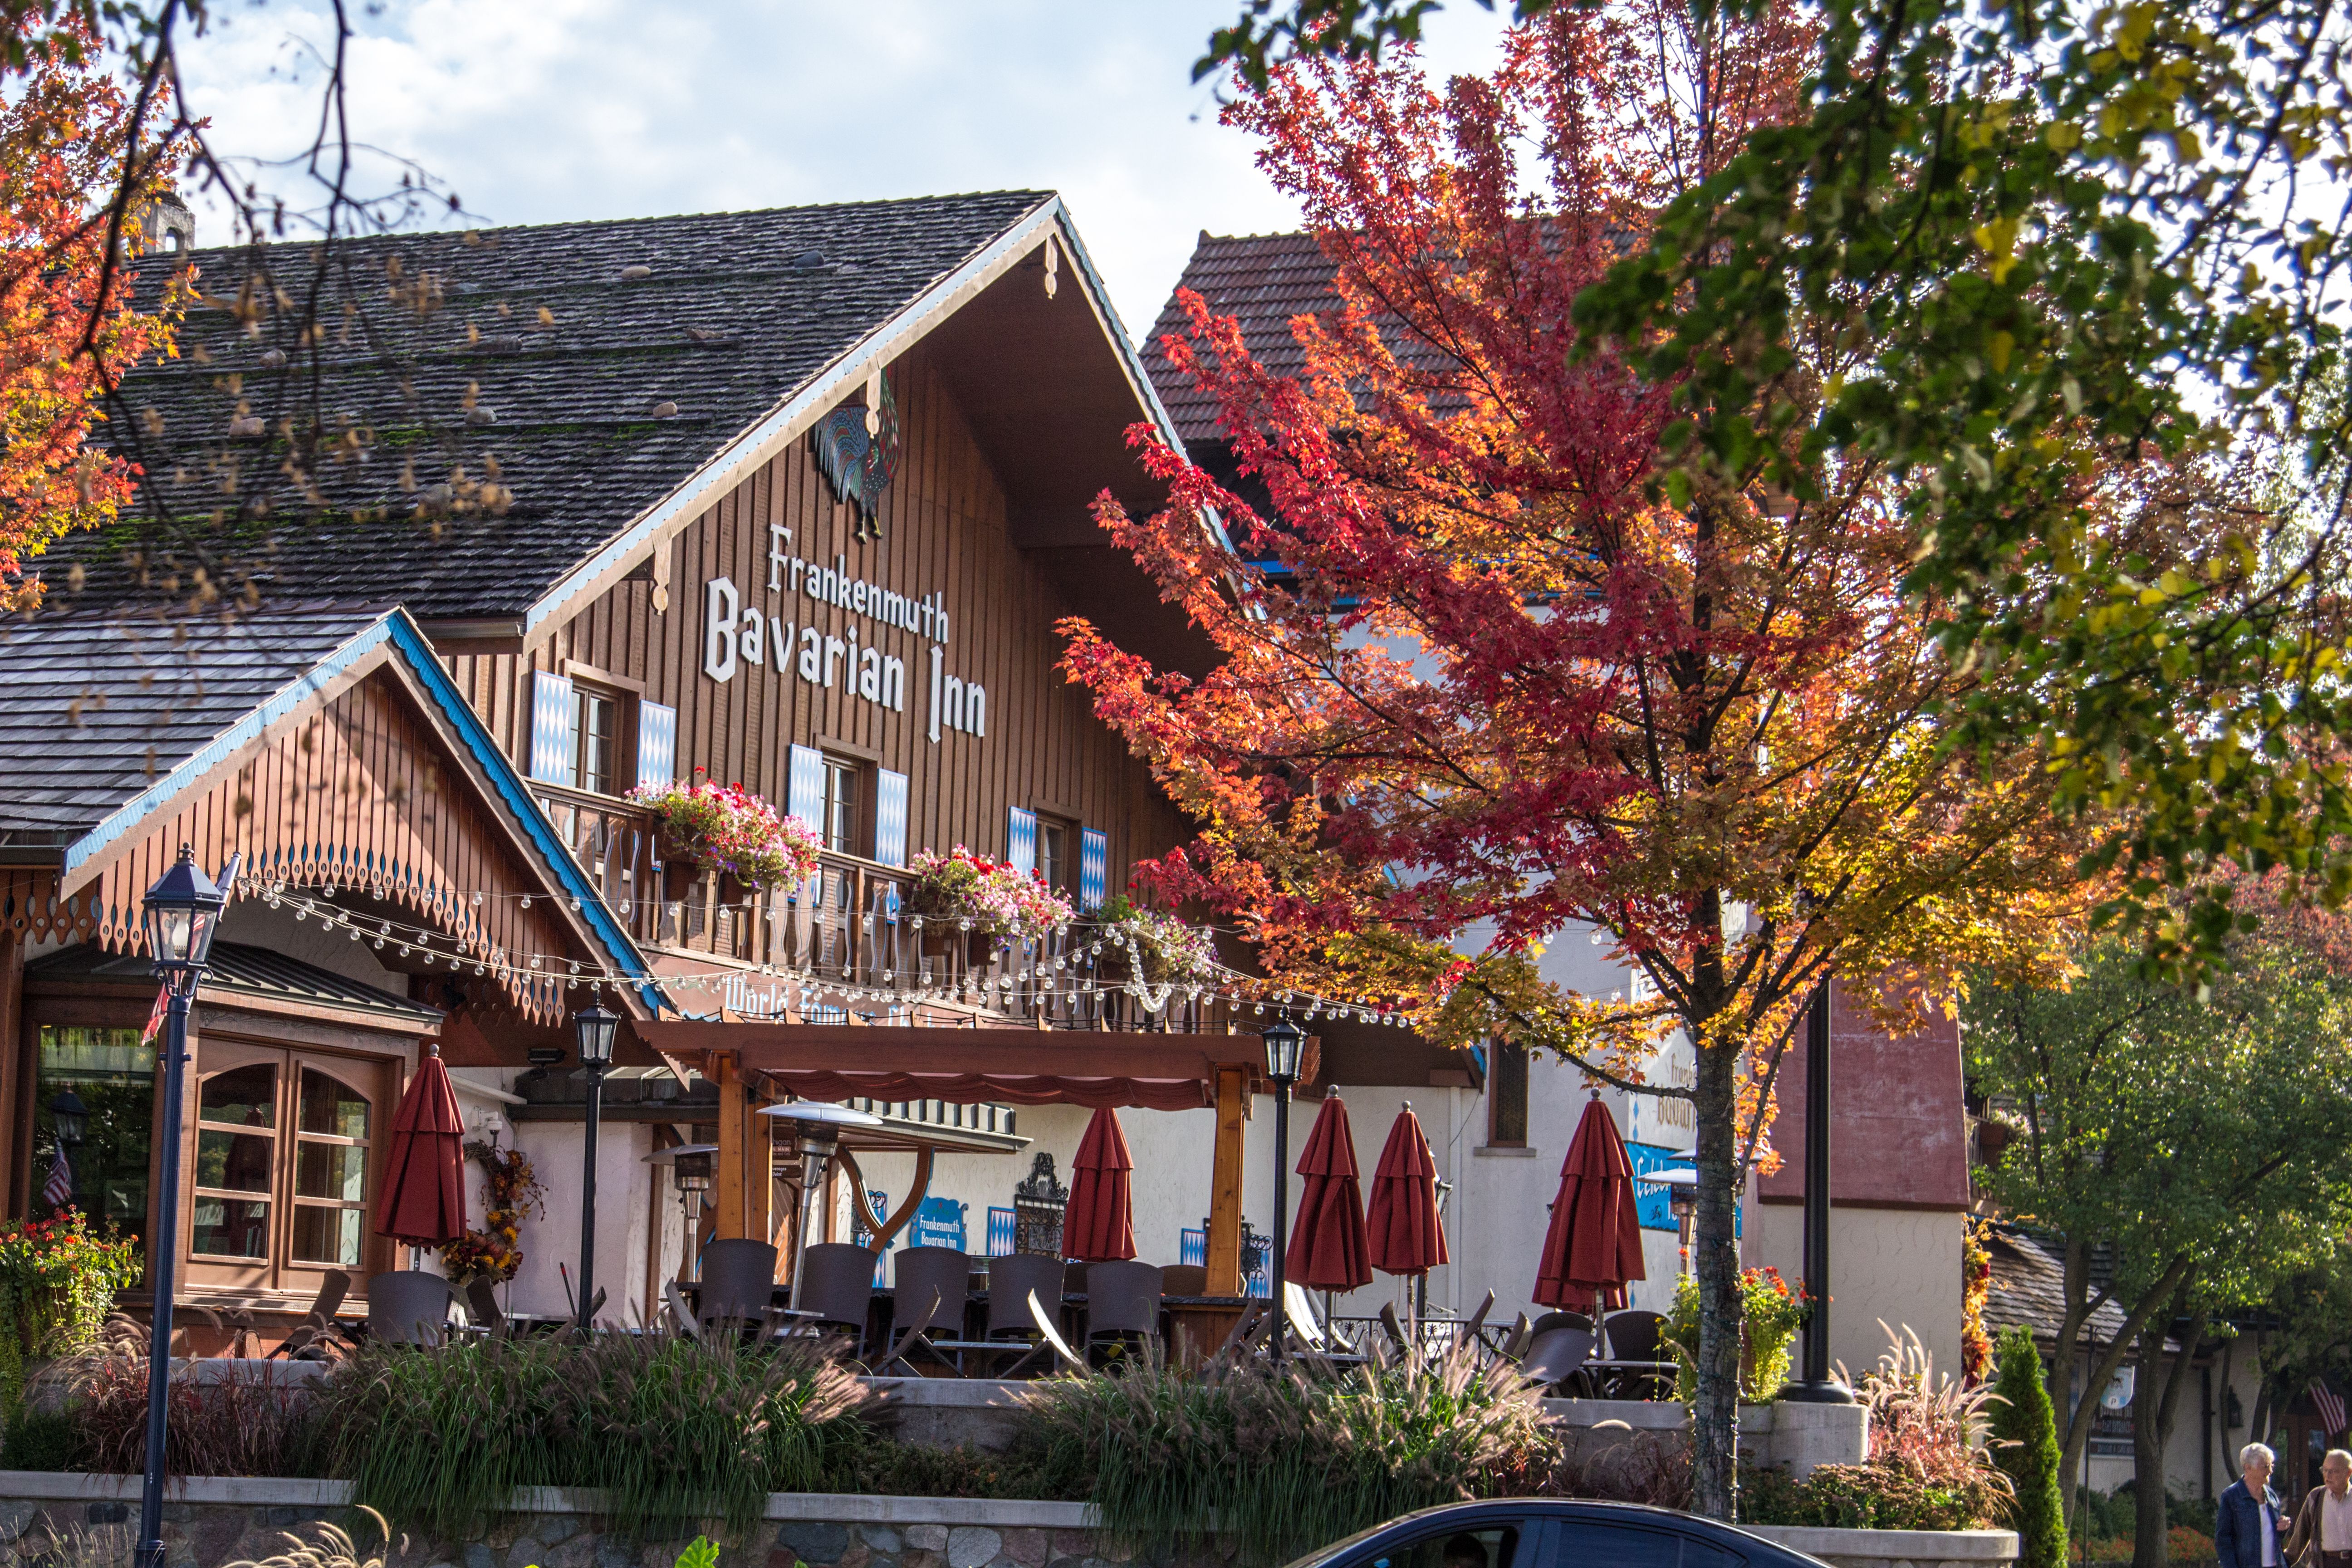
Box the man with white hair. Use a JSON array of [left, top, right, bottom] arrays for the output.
[[2220, 1443, 2288, 1568], [2286, 1447, 2352, 1568]]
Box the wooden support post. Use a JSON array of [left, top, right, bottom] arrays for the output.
[[742, 1079, 771, 1250], [1205, 1064, 1249, 1296], [714, 1055, 746, 1240]]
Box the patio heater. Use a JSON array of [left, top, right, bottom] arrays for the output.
[[646, 1143, 718, 1274], [136, 845, 234, 1568], [1261, 1015, 1304, 1363], [572, 1004, 619, 1332], [757, 1102, 882, 1307]]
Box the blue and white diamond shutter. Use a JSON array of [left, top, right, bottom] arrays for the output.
[[529, 670, 574, 784], [787, 745, 826, 834], [635, 701, 677, 793], [1079, 828, 1108, 910], [874, 769, 909, 868], [1005, 806, 1037, 875]]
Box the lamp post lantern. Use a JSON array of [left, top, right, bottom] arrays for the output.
[[572, 1004, 619, 1333], [135, 845, 233, 1568], [1260, 1015, 1304, 1363]]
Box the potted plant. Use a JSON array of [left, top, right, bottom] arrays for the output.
[[908, 847, 1074, 964], [628, 769, 822, 902], [1089, 890, 1217, 988]]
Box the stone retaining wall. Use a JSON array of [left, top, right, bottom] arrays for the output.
[[0, 1475, 2014, 1568]]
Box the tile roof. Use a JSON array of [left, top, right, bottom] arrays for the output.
[[27, 939, 441, 1023], [1144, 231, 1344, 446], [50, 194, 1053, 622], [0, 603, 386, 838]]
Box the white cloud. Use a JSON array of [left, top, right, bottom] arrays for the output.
[[172, 0, 1509, 333]]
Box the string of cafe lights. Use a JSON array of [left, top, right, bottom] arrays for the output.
[[242, 877, 1414, 1028]]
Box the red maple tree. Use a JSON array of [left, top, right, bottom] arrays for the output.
[[0, 14, 185, 610], [1062, 15, 2087, 1513]]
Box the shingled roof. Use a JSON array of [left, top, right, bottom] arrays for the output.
[[1143, 231, 1344, 447], [51, 193, 1053, 622], [1984, 1224, 2136, 1349], [0, 603, 386, 842]]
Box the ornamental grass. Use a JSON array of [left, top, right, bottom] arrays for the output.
[[315, 1327, 870, 1543], [1019, 1340, 1553, 1567]]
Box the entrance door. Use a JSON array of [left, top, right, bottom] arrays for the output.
[[186, 1042, 396, 1298]]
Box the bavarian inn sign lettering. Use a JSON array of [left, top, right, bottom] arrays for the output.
[[700, 527, 987, 744]]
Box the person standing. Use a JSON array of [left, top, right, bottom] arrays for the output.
[[2286, 1448, 2352, 1568], [2222, 1443, 2290, 1568]]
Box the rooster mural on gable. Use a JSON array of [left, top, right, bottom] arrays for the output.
[[811, 370, 902, 540]]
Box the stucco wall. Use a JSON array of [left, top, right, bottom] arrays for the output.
[[1742, 1204, 1964, 1384]]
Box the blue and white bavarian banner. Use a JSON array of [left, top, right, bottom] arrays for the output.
[[635, 700, 677, 792], [1005, 806, 1037, 875], [874, 768, 909, 868], [787, 745, 826, 834], [1079, 827, 1108, 910]]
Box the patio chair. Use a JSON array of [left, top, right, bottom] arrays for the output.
[[1502, 1311, 1533, 1359], [1083, 1260, 1162, 1364], [797, 1242, 882, 1355], [269, 1269, 351, 1360], [974, 1253, 1067, 1378], [366, 1270, 452, 1346], [1600, 1309, 1674, 1399], [1025, 1289, 1087, 1373], [698, 1238, 780, 1329], [663, 1281, 703, 1342], [1519, 1311, 1599, 1397], [1063, 1259, 1091, 1299], [1603, 1309, 1665, 1360], [886, 1246, 990, 1374], [1160, 1264, 1208, 1298], [1378, 1300, 1412, 1358], [462, 1277, 505, 1334]]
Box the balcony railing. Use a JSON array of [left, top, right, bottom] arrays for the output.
[[532, 787, 1236, 1032]]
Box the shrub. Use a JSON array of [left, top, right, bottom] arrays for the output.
[[3, 1403, 79, 1470], [0, 1209, 142, 1407], [1019, 1341, 1552, 1567], [1988, 1328, 2065, 1568], [816, 1422, 1083, 1500]]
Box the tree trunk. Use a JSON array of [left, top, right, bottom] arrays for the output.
[[2132, 1289, 2206, 1568], [1691, 1022, 1744, 1520], [2055, 1252, 2196, 1527]]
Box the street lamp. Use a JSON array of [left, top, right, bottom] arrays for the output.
[[572, 1004, 619, 1333], [135, 844, 232, 1568], [1261, 1015, 1304, 1363], [1781, 980, 1853, 1403], [48, 1090, 88, 1151], [1635, 1166, 1700, 1271]]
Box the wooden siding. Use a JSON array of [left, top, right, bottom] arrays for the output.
[[455, 343, 1189, 890], [64, 669, 598, 1024]]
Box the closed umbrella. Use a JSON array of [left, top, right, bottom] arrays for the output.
[[1285, 1094, 1371, 1292], [375, 1044, 468, 1266], [1062, 1106, 1136, 1262], [1366, 1101, 1449, 1277], [1534, 1094, 1646, 1314]]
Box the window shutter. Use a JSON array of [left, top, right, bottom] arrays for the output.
[[874, 768, 909, 868], [1005, 806, 1037, 875], [787, 745, 826, 833], [529, 671, 574, 784], [635, 700, 677, 793], [1078, 828, 1108, 910]]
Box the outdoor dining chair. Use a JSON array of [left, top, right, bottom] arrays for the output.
[[974, 1253, 1066, 1377], [1160, 1264, 1208, 1297], [798, 1242, 882, 1355], [1599, 1309, 1675, 1399], [366, 1271, 453, 1346], [1519, 1311, 1599, 1397], [887, 1246, 1000, 1374], [462, 1276, 505, 1335], [1084, 1260, 1163, 1364], [698, 1239, 781, 1329], [1025, 1289, 1088, 1373], [268, 1268, 351, 1359]]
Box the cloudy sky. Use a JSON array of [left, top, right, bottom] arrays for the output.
[[172, 1, 1512, 337]]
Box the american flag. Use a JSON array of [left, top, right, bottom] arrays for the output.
[[41, 1145, 71, 1211], [2311, 1379, 2347, 1438], [137, 985, 168, 1046]]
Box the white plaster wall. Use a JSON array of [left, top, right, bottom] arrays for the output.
[[1741, 1203, 1963, 1382], [500, 1116, 654, 1324]]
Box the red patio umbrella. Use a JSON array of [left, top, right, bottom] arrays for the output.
[[1366, 1102, 1449, 1277], [1285, 1094, 1371, 1292], [374, 1044, 468, 1264], [1062, 1105, 1136, 1262], [1534, 1094, 1646, 1314]]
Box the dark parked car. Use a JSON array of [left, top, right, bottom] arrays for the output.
[[1283, 1500, 1833, 1568]]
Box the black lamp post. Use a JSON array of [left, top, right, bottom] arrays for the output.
[[572, 1004, 619, 1332], [136, 845, 231, 1568], [1781, 980, 1853, 1402], [1261, 1015, 1303, 1362]]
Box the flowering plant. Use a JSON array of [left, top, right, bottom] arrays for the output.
[[629, 769, 821, 891], [1665, 1265, 1811, 1401], [908, 846, 1073, 935], [0, 1208, 141, 1404], [1090, 891, 1217, 983]]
